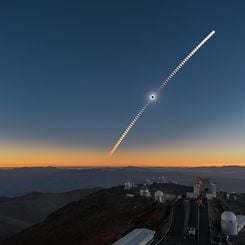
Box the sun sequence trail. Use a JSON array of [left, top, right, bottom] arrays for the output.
[[109, 30, 215, 157]]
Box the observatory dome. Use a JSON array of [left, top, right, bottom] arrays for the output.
[[221, 211, 237, 222], [221, 211, 238, 235], [154, 190, 165, 203], [154, 190, 164, 197]]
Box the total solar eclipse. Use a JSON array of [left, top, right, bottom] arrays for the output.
[[149, 94, 156, 101], [109, 30, 215, 156]]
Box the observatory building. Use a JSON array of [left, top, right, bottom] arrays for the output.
[[157, 176, 167, 183], [221, 211, 238, 236], [154, 190, 164, 203], [221, 212, 245, 236], [145, 179, 153, 186], [124, 181, 133, 190], [193, 177, 216, 198], [237, 215, 245, 233], [140, 186, 151, 197], [112, 228, 155, 245]]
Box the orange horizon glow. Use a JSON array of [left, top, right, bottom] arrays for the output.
[[0, 146, 245, 168], [1, 136, 245, 168], [1, 162, 245, 168]]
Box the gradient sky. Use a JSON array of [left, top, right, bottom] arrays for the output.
[[0, 1, 245, 167]]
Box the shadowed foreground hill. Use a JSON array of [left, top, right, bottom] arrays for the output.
[[3, 185, 180, 245], [0, 216, 31, 241], [0, 188, 99, 242]]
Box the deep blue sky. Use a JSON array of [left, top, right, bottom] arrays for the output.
[[0, 1, 245, 165]]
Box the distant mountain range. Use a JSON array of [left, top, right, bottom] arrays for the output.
[[0, 166, 244, 197], [0, 188, 99, 242]]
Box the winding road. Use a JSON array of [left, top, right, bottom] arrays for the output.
[[158, 198, 211, 245]]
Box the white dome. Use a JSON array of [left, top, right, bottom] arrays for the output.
[[154, 190, 164, 197], [221, 211, 237, 222]]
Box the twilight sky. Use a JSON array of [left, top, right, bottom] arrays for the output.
[[0, 1, 245, 167]]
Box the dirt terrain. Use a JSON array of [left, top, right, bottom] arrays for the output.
[[2, 184, 189, 245]]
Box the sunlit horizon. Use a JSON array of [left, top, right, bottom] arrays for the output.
[[1, 139, 245, 168]]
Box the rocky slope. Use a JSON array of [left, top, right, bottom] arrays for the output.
[[2, 184, 190, 245], [0, 188, 99, 242]]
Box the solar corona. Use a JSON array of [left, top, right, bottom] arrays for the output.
[[149, 94, 156, 101], [109, 31, 216, 157]]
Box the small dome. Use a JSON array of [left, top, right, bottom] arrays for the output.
[[154, 190, 164, 197], [221, 211, 237, 222]]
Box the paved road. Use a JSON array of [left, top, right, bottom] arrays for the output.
[[160, 199, 185, 245], [182, 200, 198, 245], [159, 198, 211, 245], [189, 200, 198, 229], [198, 199, 211, 245]]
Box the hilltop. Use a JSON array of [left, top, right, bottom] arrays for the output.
[[2, 183, 191, 245], [0, 188, 99, 242]]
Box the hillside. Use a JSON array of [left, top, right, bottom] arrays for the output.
[[3, 183, 191, 245], [0, 188, 99, 242], [0, 216, 31, 241]]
